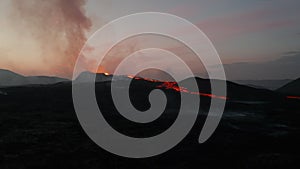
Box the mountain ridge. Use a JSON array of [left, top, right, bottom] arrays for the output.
[[0, 69, 69, 87], [0, 69, 298, 101]]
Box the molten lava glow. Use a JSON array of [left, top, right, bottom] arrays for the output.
[[95, 73, 228, 100], [287, 96, 300, 99], [157, 82, 228, 100], [127, 75, 161, 82], [157, 82, 189, 93], [96, 66, 109, 74]]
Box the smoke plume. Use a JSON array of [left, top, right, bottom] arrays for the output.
[[10, 0, 92, 77]]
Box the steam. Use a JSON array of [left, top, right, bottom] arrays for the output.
[[10, 0, 92, 77]]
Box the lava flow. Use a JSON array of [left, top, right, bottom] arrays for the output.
[[157, 82, 228, 100], [102, 73, 228, 100], [286, 96, 300, 100], [127, 75, 161, 82]]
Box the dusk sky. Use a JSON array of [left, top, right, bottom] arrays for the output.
[[1, 0, 300, 80]]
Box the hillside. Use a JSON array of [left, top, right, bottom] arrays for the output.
[[277, 78, 300, 95], [0, 73, 299, 169], [180, 77, 282, 101]]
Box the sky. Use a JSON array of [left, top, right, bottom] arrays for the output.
[[0, 0, 300, 80]]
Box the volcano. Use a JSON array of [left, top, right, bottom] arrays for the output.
[[0, 70, 299, 169]]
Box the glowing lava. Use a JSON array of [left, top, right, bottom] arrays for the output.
[[127, 75, 161, 82], [157, 82, 228, 100], [97, 73, 228, 100], [286, 96, 300, 99]]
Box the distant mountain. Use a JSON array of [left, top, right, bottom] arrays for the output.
[[1, 69, 286, 101], [277, 78, 300, 96], [233, 79, 292, 90], [0, 69, 69, 87]]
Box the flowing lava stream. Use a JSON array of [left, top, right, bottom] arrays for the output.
[[101, 73, 228, 100], [103, 73, 297, 101], [286, 96, 300, 100], [156, 82, 228, 100]]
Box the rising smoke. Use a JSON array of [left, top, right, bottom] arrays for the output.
[[10, 0, 92, 77]]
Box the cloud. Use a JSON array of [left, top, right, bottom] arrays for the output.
[[172, 7, 297, 41], [196, 9, 296, 40], [212, 51, 300, 80]]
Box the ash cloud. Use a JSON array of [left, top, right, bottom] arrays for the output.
[[10, 0, 92, 77]]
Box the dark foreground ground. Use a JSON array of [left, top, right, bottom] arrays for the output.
[[0, 80, 300, 169]]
